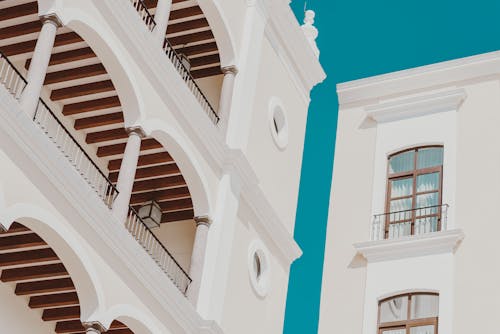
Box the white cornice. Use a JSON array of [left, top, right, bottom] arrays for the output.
[[365, 88, 467, 123], [338, 50, 500, 106], [354, 229, 465, 263]]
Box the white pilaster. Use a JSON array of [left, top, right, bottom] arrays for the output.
[[111, 127, 145, 223], [186, 215, 211, 305], [82, 322, 106, 334], [20, 14, 61, 117], [153, 0, 172, 45], [218, 66, 238, 136]]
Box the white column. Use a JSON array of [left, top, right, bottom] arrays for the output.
[[153, 0, 172, 46], [186, 215, 211, 305], [111, 127, 145, 223], [82, 322, 106, 334], [19, 14, 61, 117], [218, 66, 238, 135]]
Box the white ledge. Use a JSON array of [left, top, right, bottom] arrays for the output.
[[354, 229, 465, 263], [365, 88, 467, 123]]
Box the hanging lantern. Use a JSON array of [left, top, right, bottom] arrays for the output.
[[138, 200, 162, 229]]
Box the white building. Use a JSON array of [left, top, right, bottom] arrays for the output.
[[318, 51, 500, 334], [0, 1, 325, 333]]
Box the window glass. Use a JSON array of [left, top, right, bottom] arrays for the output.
[[382, 330, 406, 334], [389, 151, 415, 174], [380, 296, 408, 323], [411, 294, 439, 319], [416, 193, 439, 209], [417, 147, 443, 169], [410, 325, 435, 334], [391, 178, 413, 198], [416, 173, 440, 193], [390, 198, 413, 213]]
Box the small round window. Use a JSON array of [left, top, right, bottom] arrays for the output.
[[268, 98, 289, 150], [248, 240, 270, 297]]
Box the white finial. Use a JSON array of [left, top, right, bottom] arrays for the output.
[[301, 10, 320, 58]]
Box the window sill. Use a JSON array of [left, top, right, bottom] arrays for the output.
[[354, 229, 464, 263]]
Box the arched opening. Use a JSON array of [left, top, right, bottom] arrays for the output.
[[0, 218, 136, 333]]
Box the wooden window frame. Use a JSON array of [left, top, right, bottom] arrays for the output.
[[385, 146, 444, 238], [378, 292, 439, 334]]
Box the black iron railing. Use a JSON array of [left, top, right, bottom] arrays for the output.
[[33, 100, 119, 207], [0, 53, 27, 99], [130, 0, 157, 31], [126, 207, 192, 293], [372, 204, 449, 240]]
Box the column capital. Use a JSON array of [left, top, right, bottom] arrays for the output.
[[82, 322, 106, 333], [194, 215, 212, 227], [40, 13, 63, 27], [221, 65, 238, 75], [125, 126, 146, 138]]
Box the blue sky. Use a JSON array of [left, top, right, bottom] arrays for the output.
[[284, 0, 500, 333]]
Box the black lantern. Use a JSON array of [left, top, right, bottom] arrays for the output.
[[138, 200, 162, 229]]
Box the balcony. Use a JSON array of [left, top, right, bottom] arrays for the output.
[[371, 204, 449, 241], [0, 51, 191, 294]]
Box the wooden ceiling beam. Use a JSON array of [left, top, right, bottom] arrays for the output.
[[74, 112, 124, 130], [0, 222, 30, 235], [191, 65, 222, 79], [29, 291, 79, 309], [161, 209, 194, 223], [129, 187, 191, 205], [159, 197, 193, 211], [108, 152, 174, 171], [63, 96, 121, 116], [190, 54, 220, 68], [42, 306, 81, 322], [109, 163, 180, 183], [26, 47, 96, 69], [176, 42, 218, 58], [51, 80, 115, 101], [0, 2, 38, 22], [0, 233, 46, 251], [169, 6, 203, 21], [169, 30, 214, 46], [166, 18, 209, 35], [1, 32, 83, 57], [131, 175, 185, 192], [44, 63, 107, 85], [85, 128, 127, 144], [0, 20, 41, 40], [1, 263, 67, 282], [15, 278, 75, 296], [0, 248, 58, 267], [97, 138, 161, 157]]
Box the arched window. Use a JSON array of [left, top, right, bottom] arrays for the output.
[[378, 292, 439, 334], [385, 146, 444, 238]]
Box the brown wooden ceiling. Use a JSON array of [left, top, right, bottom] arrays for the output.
[[0, 0, 220, 223], [0, 223, 134, 333]]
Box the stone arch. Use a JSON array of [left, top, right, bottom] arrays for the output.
[[144, 119, 213, 217], [197, 0, 238, 67], [0, 203, 104, 320], [100, 304, 167, 334]]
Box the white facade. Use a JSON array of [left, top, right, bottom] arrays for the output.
[[0, 0, 325, 333], [320, 51, 500, 334]]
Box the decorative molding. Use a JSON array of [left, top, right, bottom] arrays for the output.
[[365, 88, 467, 123], [338, 51, 500, 105], [82, 321, 107, 333], [221, 65, 238, 75], [194, 215, 212, 227], [125, 126, 146, 138], [39, 13, 63, 27], [354, 229, 465, 263]]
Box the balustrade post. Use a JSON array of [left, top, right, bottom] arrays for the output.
[[82, 322, 106, 334], [218, 66, 238, 134], [19, 14, 61, 117], [186, 215, 211, 304], [111, 127, 145, 223], [153, 0, 172, 45]]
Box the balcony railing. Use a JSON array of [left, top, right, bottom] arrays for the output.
[[371, 204, 449, 241], [0, 53, 27, 99], [163, 39, 220, 125], [33, 100, 118, 207], [127, 0, 220, 125], [125, 207, 192, 293], [129, 0, 156, 31]]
